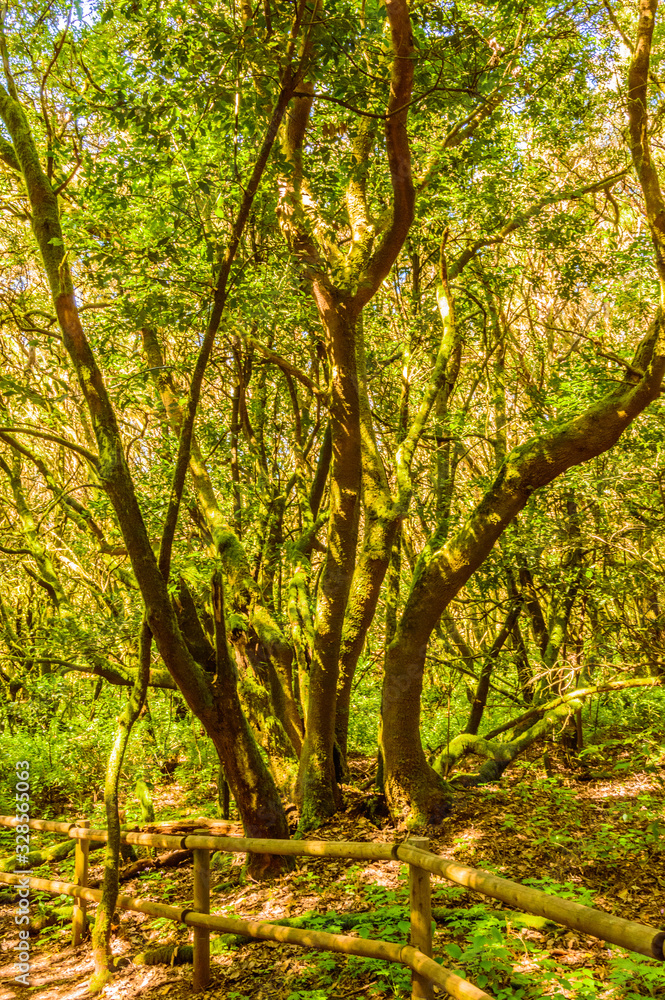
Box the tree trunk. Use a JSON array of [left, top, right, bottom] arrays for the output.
[[212, 571, 291, 877], [276, 0, 415, 827], [465, 605, 520, 736], [296, 299, 362, 829], [142, 327, 304, 758], [90, 621, 150, 992], [335, 314, 400, 762], [382, 630, 453, 827], [0, 57, 298, 853]]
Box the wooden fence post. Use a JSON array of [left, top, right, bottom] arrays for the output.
[[72, 819, 90, 946], [408, 835, 434, 1000], [192, 847, 211, 991]]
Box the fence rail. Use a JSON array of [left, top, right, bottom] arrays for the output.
[[1, 814, 663, 999]]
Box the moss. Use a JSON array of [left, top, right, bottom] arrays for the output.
[[88, 968, 113, 994], [135, 945, 194, 966], [0, 135, 20, 172], [296, 739, 340, 833], [135, 780, 155, 824], [390, 770, 453, 831], [434, 701, 585, 788], [214, 528, 253, 592], [0, 88, 71, 299]]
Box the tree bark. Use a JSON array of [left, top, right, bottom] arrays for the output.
[[142, 327, 304, 758], [90, 621, 150, 992], [281, 0, 416, 828], [296, 299, 362, 828], [464, 605, 520, 736], [212, 572, 291, 876]]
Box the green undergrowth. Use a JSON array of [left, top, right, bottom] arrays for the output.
[[0, 680, 222, 820], [134, 874, 665, 999], [433, 883, 664, 1000], [496, 774, 664, 865]]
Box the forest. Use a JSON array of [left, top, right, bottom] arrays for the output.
[[0, 0, 665, 997]]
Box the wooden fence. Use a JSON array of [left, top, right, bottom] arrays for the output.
[[0, 815, 663, 1000]]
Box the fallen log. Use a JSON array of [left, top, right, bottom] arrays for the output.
[[140, 818, 241, 836], [135, 944, 195, 966], [0, 837, 131, 873], [88, 849, 191, 888], [117, 848, 193, 881], [0, 837, 77, 872]]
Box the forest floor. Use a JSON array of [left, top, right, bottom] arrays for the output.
[[0, 739, 663, 1000]]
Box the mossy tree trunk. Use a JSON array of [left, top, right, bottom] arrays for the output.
[[142, 327, 305, 759], [90, 620, 151, 993], [211, 571, 291, 875], [334, 315, 399, 765], [295, 298, 363, 826]]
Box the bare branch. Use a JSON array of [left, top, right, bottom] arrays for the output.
[[246, 334, 326, 397]]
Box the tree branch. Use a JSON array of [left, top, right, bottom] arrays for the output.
[[158, 9, 310, 581], [352, 0, 415, 312], [246, 335, 326, 397], [0, 425, 99, 467], [448, 169, 629, 281], [628, 0, 665, 293]]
